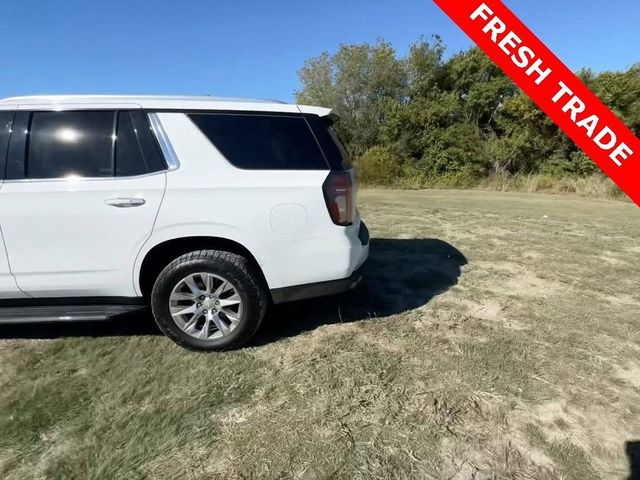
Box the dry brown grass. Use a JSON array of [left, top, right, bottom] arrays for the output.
[[378, 173, 629, 202], [474, 174, 627, 200], [1, 190, 639, 479]]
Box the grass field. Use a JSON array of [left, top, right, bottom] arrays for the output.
[[1, 190, 639, 479]]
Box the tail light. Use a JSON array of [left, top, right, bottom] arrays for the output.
[[322, 169, 357, 226]]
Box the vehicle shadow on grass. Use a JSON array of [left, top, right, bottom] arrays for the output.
[[0, 238, 467, 343], [253, 238, 467, 345], [627, 441, 640, 480]]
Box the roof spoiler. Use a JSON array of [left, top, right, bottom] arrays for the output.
[[326, 112, 341, 125], [297, 104, 337, 120]]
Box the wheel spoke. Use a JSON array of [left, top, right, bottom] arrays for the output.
[[201, 312, 211, 339], [183, 276, 202, 295], [221, 309, 240, 324], [211, 312, 231, 336], [172, 291, 197, 301], [182, 312, 201, 333], [171, 304, 197, 317], [212, 281, 230, 297], [204, 274, 214, 294], [219, 294, 240, 308]]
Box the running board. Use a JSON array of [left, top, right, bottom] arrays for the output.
[[0, 304, 145, 324]]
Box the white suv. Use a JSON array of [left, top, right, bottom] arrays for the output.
[[0, 95, 369, 350]]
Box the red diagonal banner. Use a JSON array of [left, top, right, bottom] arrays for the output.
[[434, 0, 640, 206]]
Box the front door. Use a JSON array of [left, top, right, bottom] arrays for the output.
[[0, 108, 167, 298]]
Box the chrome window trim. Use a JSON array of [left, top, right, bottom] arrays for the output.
[[147, 112, 180, 171], [1, 170, 166, 184]]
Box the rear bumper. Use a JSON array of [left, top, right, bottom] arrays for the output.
[[271, 221, 369, 304], [270, 266, 364, 304]]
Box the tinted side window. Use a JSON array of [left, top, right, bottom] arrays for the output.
[[0, 111, 15, 174], [130, 111, 166, 173], [189, 113, 328, 170], [304, 114, 352, 170], [27, 111, 114, 179], [115, 111, 147, 177]]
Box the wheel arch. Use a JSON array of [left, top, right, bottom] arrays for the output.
[[136, 236, 269, 301]]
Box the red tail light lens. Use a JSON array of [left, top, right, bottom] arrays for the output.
[[322, 170, 357, 226]]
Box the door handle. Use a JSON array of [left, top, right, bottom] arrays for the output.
[[105, 198, 146, 208]]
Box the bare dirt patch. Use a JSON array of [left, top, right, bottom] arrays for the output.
[[456, 298, 529, 331]]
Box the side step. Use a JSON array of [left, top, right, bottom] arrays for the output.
[[0, 304, 146, 324]]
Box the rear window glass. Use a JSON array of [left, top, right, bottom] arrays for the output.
[[304, 114, 352, 170], [189, 113, 329, 170]]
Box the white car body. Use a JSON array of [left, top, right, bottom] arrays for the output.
[[0, 95, 369, 308]]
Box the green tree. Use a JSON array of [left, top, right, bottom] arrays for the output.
[[296, 39, 407, 157], [296, 36, 638, 186]]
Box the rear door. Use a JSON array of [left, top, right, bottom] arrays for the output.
[[0, 106, 167, 298]]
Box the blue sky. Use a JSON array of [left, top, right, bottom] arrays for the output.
[[2, 0, 639, 102]]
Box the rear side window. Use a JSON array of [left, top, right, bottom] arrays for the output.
[[27, 111, 114, 178], [7, 110, 166, 180], [129, 110, 167, 174], [115, 111, 148, 177], [189, 113, 329, 170]]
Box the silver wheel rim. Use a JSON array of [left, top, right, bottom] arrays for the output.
[[169, 272, 243, 341]]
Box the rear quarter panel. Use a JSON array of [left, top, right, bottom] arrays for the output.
[[134, 112, 355, 293]]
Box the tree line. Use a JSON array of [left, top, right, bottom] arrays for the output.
[[295, 37, 640, 187]]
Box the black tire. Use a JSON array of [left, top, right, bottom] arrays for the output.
[[151, 250, 267, 351]]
